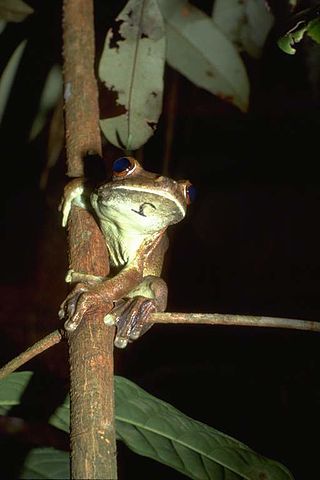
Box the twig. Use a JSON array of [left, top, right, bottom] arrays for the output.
[[151, 312, 320, 331], [0, 330, 63, 381], [1, 311, 318, 382]]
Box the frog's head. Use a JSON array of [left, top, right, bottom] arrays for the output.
[[91, 156, 194, 235]]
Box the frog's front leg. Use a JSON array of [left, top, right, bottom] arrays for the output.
[[59, 256, 148, 333], [104, 276, 168, 348], [59, 281, 112, 331]]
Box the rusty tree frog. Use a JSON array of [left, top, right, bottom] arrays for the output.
[[60, 156, 194, 348]]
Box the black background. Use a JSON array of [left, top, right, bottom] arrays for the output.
[[0, 1, 320, 478]]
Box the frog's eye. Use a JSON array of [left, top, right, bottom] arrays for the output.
[[185, 182, 196, 205], [112, 157, 136, 177]]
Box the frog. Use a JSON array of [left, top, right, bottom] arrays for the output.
[[59, 156, 194, 348]]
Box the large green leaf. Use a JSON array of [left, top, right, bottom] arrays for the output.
[[0, 373, 294, 479], [212, 0, 274, 59], [99, 0, 165, 150], [157, 0, 249, 112], [0, 370, 33, 415], [19, 448, 69, 480], [115, 377, 293, 480], [51, 376, 294, 480]]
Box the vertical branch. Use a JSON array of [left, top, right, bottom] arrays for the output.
[[63, 0, 101, 177], [62, 1, 117, 479]]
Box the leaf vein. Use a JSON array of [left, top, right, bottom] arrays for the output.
[[116, 414, 255, 479]]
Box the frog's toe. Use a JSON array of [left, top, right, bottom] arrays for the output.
[[59, 283, 94, 331], [114, 336, 129, 349], [59, 292, 79, 324], [129, 299, 156, 340], [112, 296, 156, 348]]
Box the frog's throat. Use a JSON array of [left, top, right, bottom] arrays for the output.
[[100, 220, 161, 270]]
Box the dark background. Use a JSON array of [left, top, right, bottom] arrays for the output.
[[0, 0, 320, 478]]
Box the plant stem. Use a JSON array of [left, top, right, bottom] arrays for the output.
[[151, 312, 320, 331], [0, 330, 63, 381], [62, 0, 117, 478], [1, 311, 318, 382]]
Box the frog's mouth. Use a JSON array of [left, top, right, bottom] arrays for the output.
[[131, 202, 156, 217]]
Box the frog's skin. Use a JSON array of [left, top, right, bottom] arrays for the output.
[[60, 156, 192, 348]]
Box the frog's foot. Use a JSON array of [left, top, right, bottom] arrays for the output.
[[59, 283, 110, 332], [105, 296, 156, 349]]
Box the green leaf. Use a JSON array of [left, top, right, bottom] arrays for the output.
[[212, 0, 274, 59], [307, 18, 320, 44], [4, 373, 293, 480], [19, 448, 69, 480], [0, 0, 33, 22], [51, 376, 294, 480], [278, 21, 307, 54], [29, 65, 62, 141], [157, 0, 249, 112], [278, 5, 320, 54], [99, 0, 165, 150], [0, 373, 69, 479], [49, 396, 69, 434], [0, 40, 27, 124], [0, 371, 33, 415], [115, 376, 294, 480]]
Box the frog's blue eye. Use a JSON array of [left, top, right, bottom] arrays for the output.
[[186, 183, 196, 204], [113, 157, 135, 176]]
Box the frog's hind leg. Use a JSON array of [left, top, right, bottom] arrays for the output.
[[110, 296, 156, 348], [104, 276, 167, 348]]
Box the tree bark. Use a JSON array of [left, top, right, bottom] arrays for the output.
[[62, 1, 117, 478]]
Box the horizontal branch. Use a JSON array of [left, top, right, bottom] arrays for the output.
[[0, 312, 318, 382], [150, 312, 320, 332]]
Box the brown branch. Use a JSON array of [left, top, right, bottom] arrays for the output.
[[150, 312, 320, 332], [1, 311, 318, 383], [62, 1, 117, 478], [0, 330, 63, 381], [63, 3, 101, 177]]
